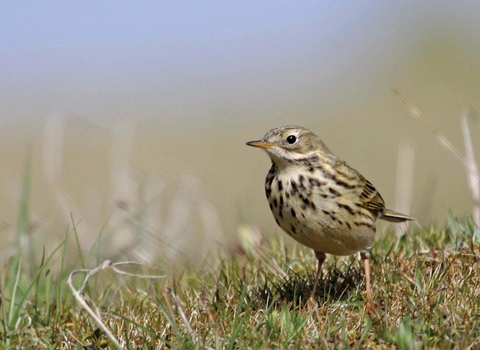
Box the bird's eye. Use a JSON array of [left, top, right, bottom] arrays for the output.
[[286, 135, 297, 144]]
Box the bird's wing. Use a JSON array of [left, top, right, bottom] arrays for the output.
[[335, 161, 385, 212], [334, 160, 416, 223], [359, 180, 386, 211]]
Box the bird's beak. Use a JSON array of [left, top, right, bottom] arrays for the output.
[[246, 140, 275, 149]]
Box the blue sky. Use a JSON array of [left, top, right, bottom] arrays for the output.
[[1, 1, 479, 125]]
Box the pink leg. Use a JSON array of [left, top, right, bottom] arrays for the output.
[[310, 251, 326, 299], [360, 251, 373, 312]]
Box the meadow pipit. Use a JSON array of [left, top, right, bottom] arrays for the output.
[[247, 125, 414, 310]]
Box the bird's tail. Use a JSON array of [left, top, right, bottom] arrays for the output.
[[380, 209, 415, 223]]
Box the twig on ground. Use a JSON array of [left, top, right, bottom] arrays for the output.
[[67, 260, 166, 348]]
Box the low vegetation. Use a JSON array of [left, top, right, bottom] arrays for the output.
[[1, 213, 479, 349]]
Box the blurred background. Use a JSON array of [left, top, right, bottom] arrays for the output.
[[1, 1, 479, 266]]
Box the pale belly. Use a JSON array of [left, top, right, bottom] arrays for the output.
[[275, 212, 375, 256], [266, 169, 377, 256]]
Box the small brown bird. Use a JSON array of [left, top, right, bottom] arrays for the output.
[[247, 125, 414, 310]]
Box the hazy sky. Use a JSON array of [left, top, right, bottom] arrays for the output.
[[1, 1, 480, 126]]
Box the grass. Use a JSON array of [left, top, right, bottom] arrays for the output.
[[1, 214, 479, 349]]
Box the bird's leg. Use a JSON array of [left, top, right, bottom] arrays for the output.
[[310, 251, 326, 300], [360, 251, 373, 312]]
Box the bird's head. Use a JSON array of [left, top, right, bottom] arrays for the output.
[[246, 125, 332, 166]]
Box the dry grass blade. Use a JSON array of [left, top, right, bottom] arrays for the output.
[[168, 286, 197, 346], [461, 108, 480, 227], [67, 261, 122, 348], [394, 142, 415, 236], [393, 88, 480, 183], [67, 260, 166, 348]]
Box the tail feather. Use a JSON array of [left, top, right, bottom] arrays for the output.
[[380, 209, 415, 223]]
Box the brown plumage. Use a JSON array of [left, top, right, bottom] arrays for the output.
[[247, 125, 414, 310]]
